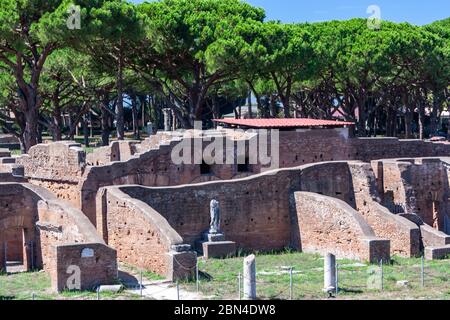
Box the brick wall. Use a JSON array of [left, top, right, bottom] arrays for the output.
[[348, 163, 421, 257], [0, 183, 118, 291], [18, 131, 450, 231], [96, 187, 196, 280], [294, 192, 390, 263], [50, 243, 117, 292], [377, 158, 450, 232]]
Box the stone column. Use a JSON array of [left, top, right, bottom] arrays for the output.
[[324, 253, 336, 291], [243, 254, 256, 300], [163, 108, 172, 132]]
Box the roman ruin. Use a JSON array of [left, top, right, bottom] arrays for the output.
[[0, 121, 449, 291]]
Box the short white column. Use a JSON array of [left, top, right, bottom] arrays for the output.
[[243, 254, 256, 300], [324, 253, 336, 292]]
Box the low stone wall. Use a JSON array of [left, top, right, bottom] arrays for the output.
[[86, 141, 141, 166], [420, 224, 450, 247], [117, 169, 300, 251], [50, 243, 117, 292], [96, 187, 196, 280], [294, 192, 390, 263]]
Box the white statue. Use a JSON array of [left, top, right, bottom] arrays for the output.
[[209, 199, 221, 234]]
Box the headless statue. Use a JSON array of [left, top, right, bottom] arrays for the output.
[[209, 199, 221, 234]]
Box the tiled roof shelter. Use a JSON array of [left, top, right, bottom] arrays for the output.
[[213, 118, 355, 129]]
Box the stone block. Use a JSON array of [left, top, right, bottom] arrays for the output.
[[167, 250, 197, 281], [201, 241, 236, 259], [203, 233, 226, 242], [425, 245, 450, 260]]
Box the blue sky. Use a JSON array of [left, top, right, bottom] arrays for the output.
[[130, 0, 450, 26]]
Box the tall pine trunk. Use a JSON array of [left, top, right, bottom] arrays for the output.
[[115, 39, 125, 140]]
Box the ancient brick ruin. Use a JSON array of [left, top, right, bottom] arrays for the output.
[[1, 128, 449, 290]]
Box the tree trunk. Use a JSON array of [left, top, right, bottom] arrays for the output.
[[429, 93, 441, 137], [83, 114, 90, 147], [101, 97, 111, 146], [115, 42, 125, 140], [140, 95, 146, 128], [131, 94, 140, 140], [247, 90, 253, 119], [356, 95, 367, 137], [52, 108, 63, 141], [270, 94, 277, 118], [23, 108, 39, 153]]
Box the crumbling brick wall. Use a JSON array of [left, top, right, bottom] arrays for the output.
[[0, 183, 117, 291], [96, 187, 196, 280], [16, 141, 86, 208], [17, 131, 450, 230], [294, 192, 390, 263], [348, 163, 421, 257], [376, 158, 450, 232], [118, 169, 300, 251]]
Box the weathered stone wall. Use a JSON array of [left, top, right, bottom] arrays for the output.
[[118, 169, 301, 251], [375, 158, 450, 233], [294, 192, 390, 263], [0, 183, 117, 291], [96, 187, 196, 280], [17, 141, 86, 207], [81, 135, 255, 224], [99, 161, 424, 264], [17, 131, 450, 229], [348, 163, 421, 257], [50, 243, 117, 292]]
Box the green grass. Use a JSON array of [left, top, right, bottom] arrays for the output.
[[1, 254, 448, 300], [119, 263, 166, 282], [181, 252, 450, 300], [0, 271, 140, 300]]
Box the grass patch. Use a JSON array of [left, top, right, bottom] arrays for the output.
[[0, 271, 140, 300], [181, 252, 450, 300]]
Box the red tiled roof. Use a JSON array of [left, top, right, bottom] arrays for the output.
[[213, 118, 355, 129]]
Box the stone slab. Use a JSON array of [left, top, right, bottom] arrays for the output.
[[201, 241, 236, 259], [203, 233, 226, 242], [425, 245, 450, 260]]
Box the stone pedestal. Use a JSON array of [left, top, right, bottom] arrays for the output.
[[244, 254, 256, 300], [196, 232, 236, 259]]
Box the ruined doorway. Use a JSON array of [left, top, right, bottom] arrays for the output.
[[2, 228, 30, 273]]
